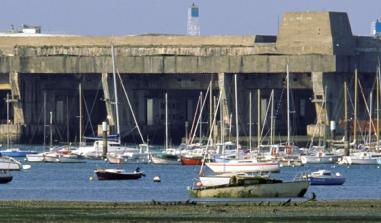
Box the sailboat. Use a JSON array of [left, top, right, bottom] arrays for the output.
[[339, 68, 381, 165], [301, 85, 340, 164], [73, 45, 149, 163], [0, 94, 37, 158], [205, 74, 280, 174], [151, 93, 180, 165]]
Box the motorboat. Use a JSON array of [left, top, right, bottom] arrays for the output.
[[190, 174, 309, 198], [306, 170, 345, 185], [95, 168, 145, 180]]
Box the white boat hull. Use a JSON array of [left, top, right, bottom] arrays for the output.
[[151, 156, 180, 165], [301, 155, 339, 164], [0, 157, 22, 170], [340, 156, 378, 165], [26, 153, 45, 162], [206, 161, 280, 173]]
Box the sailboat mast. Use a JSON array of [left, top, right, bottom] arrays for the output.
[[287, 64, 291, 145], [79, 82, 83, 146], [369, 92, 373, 145], [344, 81, 349, 156], [49, 111, 53, 148], [111, 45, 121, 144], [165, 92, 168, 150], [257, 89, 261, 148], [66, 96, 69, 145], [43, 91, 47, 148], [249, 91, 252, 151], [199, 91, 203, 144], [6, 93, 9, 149], [354, 68, 358, 145], [234, 74, 239, 158], [270, 89, 274, 145], [377, 65, 380, 149]]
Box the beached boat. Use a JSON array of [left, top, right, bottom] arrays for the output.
[[95, 168, 145, 180], [190, 174, 309, 198], [306, 170, 345, 185]]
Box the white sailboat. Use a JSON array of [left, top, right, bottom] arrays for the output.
[[205, 74, 280, 174]]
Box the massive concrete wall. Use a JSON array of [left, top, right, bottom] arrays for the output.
[[276, 11, 355, 55]]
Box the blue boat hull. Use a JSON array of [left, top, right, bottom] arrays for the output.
[[309, 177, 345, 185], [0, 151, 37, 157]]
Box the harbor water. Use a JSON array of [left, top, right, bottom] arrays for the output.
[[2, 154, 381, 201]]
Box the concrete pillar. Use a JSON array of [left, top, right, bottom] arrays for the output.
[[217, 72, 233, 136], [101, 72, 115, 126], [308, 71, 328, 136], [9, 71, 24, 124]]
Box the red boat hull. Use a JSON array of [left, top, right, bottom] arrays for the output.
[[181, 157, 203, 165]]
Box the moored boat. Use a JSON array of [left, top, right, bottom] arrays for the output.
[[306, 170, 345, 185], [95, 168, 145, 180], [180, 155, 203, 165], [0, 155, 23, 171], [0, 148, 37, 157], [151, 153, 180, 165], [206, 158, 280, 173], [0, 175, 13, 184]]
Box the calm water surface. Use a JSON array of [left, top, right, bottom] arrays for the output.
[[2, 146, 381, 201]]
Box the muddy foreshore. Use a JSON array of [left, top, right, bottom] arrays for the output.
[[0, 199, 380, 222]]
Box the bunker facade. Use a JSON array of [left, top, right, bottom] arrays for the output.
[[0, 11, 380, 144]]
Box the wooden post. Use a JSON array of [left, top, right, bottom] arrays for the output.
[[102, 121, 108, 159]]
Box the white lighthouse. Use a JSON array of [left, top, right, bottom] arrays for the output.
[[187, 3, 200, 36]]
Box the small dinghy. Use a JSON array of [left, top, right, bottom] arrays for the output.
[[306, 170, 345, 185], [0, 171, 13, 184], [95, 167, 145, 180]]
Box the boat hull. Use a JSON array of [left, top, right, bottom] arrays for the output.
[[26, 153, 45, 162], [151, 155, 179, 165], [0, 150, 37, 157], [190, 181, 309, 198], [0, 176, 13, 184], [95, 170, 144, 180], [309, 177, 345, 185], [206, 161, 280, 173], [181, 156, 203, 165], [301, 155, 339, 164], [0, 157, 22, 170]]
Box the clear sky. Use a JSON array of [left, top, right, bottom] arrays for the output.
[[0, 0, 379, 36]]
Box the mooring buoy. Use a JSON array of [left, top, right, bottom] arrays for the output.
[[153, 176, 161, 182]]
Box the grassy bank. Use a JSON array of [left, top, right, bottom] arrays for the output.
[[0, 200, 380, 222]]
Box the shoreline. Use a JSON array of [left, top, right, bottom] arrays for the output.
[[0, 199, 381, 222]]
